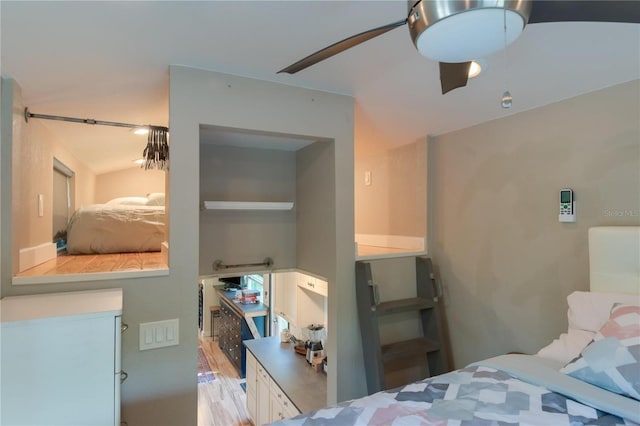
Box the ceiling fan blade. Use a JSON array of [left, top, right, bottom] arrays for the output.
[[439, 62, 471, 95], [278, 19, 407, 74], [529, 0, 640, 24]]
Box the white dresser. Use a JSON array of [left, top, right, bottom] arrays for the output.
[[1, 288, 124, 426]]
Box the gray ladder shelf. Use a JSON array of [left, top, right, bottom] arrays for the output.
[[355, 256, 451, 394]]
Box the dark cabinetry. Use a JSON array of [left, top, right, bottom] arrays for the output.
[[219, 299, 244, 374], [218, 298, 265, 378]]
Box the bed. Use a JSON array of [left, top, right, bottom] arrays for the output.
[[273, 226, 640, 425], [66, 194, 166, 254]]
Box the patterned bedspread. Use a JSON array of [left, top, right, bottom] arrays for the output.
[[272, 365, 638, 425]]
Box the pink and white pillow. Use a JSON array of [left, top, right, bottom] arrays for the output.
[[537, 291, 639, 364], [561, 304, 640, 400]]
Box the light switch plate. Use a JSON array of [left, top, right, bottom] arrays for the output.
[[38, 194, 44, 217], [139, 319, 179, 351]]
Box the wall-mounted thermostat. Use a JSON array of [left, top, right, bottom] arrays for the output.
[[559, 188, 576, 223]]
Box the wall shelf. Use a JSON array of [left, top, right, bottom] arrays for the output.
[[202, 201, 294, 211]]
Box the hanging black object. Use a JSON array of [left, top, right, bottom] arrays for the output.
[[143, 127, 169, 171]]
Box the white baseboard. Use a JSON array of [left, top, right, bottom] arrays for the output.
[[19, 242, 57, 272], [355, 234, 424, 251]]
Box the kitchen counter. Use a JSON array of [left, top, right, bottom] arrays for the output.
[[214, 286, 268, 318], [244, 336, 327, 414]]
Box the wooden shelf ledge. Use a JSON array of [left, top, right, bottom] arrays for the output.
[[202, 201, 294, 211], [374, 297, 434, 316], [381, 337, 440, 363]]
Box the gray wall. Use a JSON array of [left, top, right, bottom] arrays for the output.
[[1, 78, 196, 425], [199, 143, 297, 275], [296, 140, 335, 278], [428, 80, 640, 368], [170, 66, 362, 404]]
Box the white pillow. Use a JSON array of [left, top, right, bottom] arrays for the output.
[[536, 290, 640, 364], [537, 328, 594, 364], [145, 192, 165, 206], [105, 196, 149, 206], [567, 291, 640, 332]]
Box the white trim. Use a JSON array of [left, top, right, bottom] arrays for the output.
[[354, 234, 425, 251], [0, 288, 123, 324], [202, 201, 294, 210], [12, 268, 169, 286], [53, 158, 74, 177], [18, 242, 57, 272], [589, 226, 640, 294], [355, 244, 428, 261]]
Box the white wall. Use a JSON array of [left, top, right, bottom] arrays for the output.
[[7, 80, 96, 272], [428, 80, 640, 368], [94, 167, 166, 204], [170, 66, 362, 404], [355, 139, 427, 237]]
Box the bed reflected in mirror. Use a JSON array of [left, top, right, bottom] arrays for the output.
[[11, 112, 169, 283]]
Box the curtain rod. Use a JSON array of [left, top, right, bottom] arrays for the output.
[[24, 107, 168, 131]]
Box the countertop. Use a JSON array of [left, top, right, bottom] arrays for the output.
[[1, 288, 123, 324], [244, 336, 327, 414], [215, 286, 268, 318]]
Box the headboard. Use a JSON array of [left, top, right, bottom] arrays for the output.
[[589, 226, 640, 294]]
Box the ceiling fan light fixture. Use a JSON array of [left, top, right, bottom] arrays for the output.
[[501, 90, 513, 109], [468, 61, 482, 78], [408, 1, 531, 63]]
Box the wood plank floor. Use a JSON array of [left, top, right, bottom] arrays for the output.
[[198, 335, 253, 426], [15, 251, 167, 277]]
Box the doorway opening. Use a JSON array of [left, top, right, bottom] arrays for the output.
[[52, 158, 73, 252]]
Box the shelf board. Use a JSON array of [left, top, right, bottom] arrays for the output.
[[381, 337, 440, 363], [374, 297, 434, 316], [202, 201, 294, 211]]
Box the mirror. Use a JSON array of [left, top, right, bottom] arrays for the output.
[[11, 104, 169, 282]]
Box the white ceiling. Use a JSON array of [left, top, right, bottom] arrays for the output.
[[2, 1, 638, 174]]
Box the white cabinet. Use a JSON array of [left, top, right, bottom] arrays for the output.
[[257, 367, 271, 424], [269, 377, 299, 422], [246, 349, 301, 425], [273, 270, 328, 340], [246, 350, 272, 425], [245, 351, 258, 423], [273, 271, 297, 325], [296, 272, 328, 335], [295, 272, 328, 297], [1, 288, 124, 426]]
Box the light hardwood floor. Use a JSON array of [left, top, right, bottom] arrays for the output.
[[15, 251, 167, 277], [198, 335, 253, 426]]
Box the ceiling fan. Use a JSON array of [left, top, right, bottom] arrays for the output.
[[278, 0, 640, 94]]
